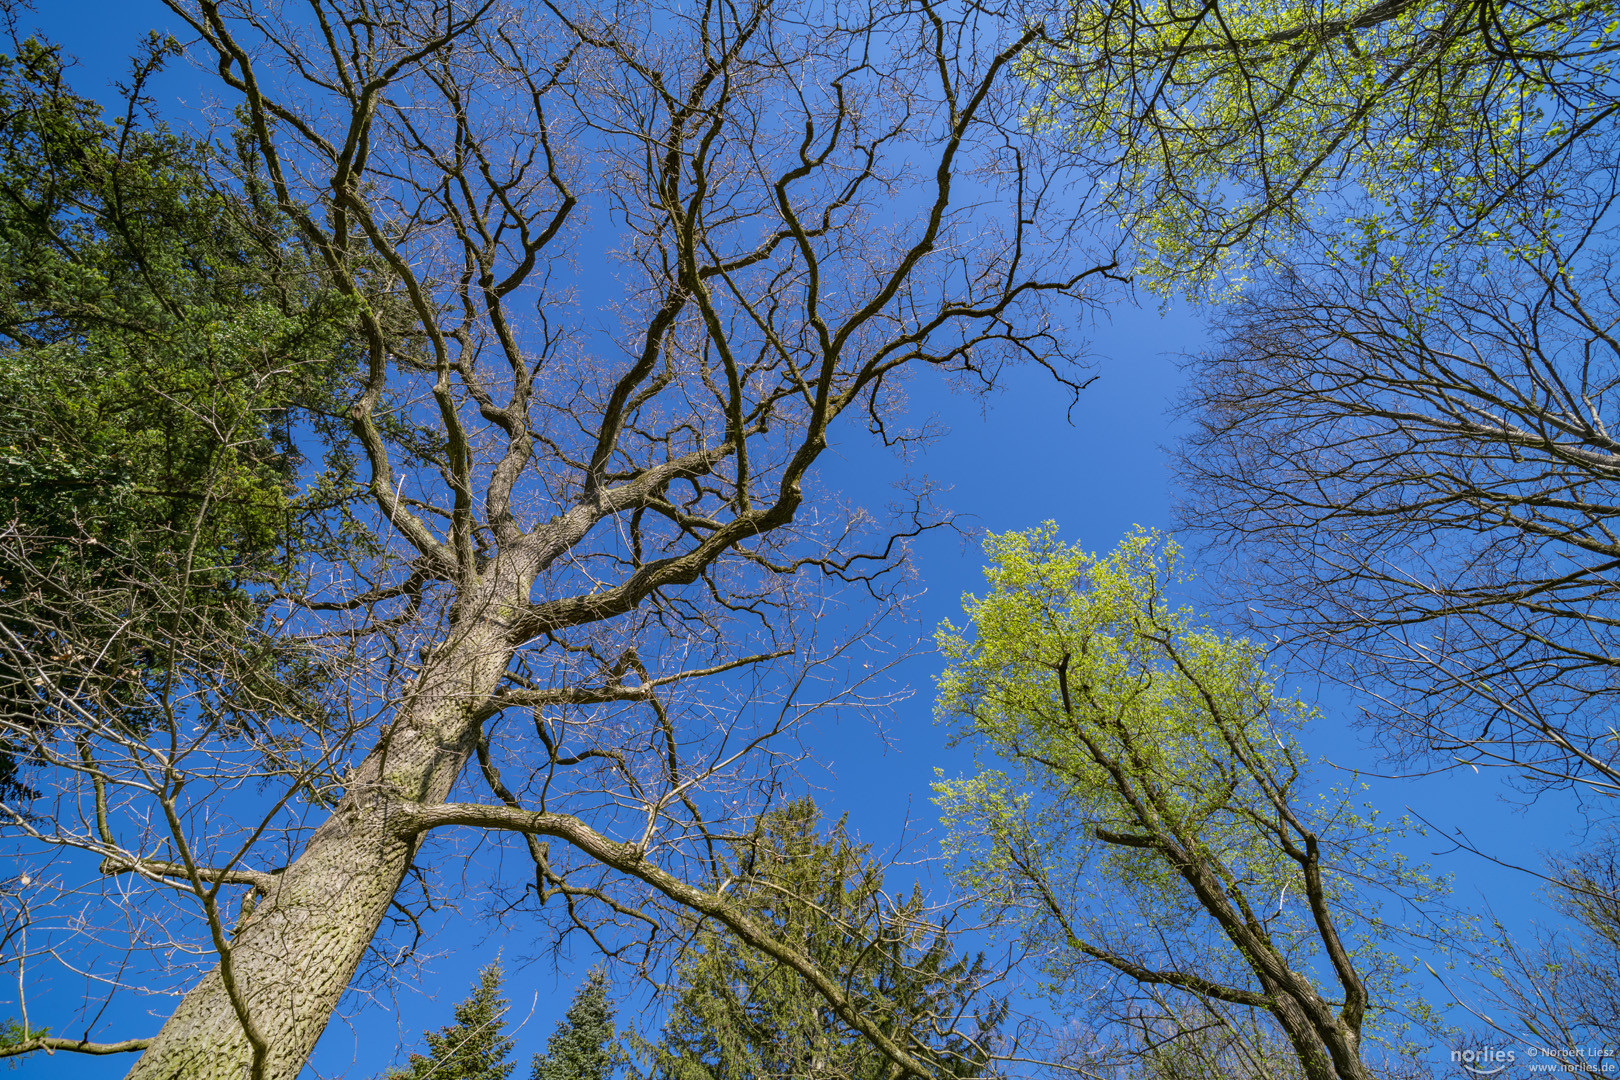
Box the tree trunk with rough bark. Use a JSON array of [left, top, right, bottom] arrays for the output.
[[127, 581, 525, 1080]]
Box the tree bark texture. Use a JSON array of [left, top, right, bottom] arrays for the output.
[[127, 580, 526, 1080]]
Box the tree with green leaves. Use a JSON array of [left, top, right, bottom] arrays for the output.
[[531, 969, 616, 1080], [1026, 0, 1620, 294], [627, 799, 1004, 1080], [387, 961, 516, 1080], [934, 527, 1446, 1080], [1028, 0, 1620, 1060], [0, 29, 361, 797], [0, 30, 356, 580], [1038, 3, 1620, 1037]]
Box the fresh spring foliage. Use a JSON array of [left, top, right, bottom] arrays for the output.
[[934, 527, 1450, 1077], [1026, 0, 1620, 293]]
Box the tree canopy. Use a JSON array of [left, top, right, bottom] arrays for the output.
[[1020, 0, 1620, 1059], [935, 528, 1443, 1080], [0, 0, 1115, 1075], [0, 29, 362, 808], [0, 31, 354, 580], [6, 0, 1618, 1071], [1027, 0, 1620, 291]]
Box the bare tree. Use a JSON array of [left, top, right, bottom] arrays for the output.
[[0, 0, 1117, 1076], [1435, 838, 1620, 1079], [1178, 197, 1620, 803]]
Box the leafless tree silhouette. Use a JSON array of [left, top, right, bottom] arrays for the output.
[[0, 0, 1119, 1076]]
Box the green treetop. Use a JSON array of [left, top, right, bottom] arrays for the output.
[[1027, 0, 1620, 293], [628, 798, 1003, 1080], [387, 962, 516, 1080], [531, 969, 617, 1080], [0, 30, 365, 796], [0, 32, 356, 570], [934, 527, 1449, 1080]]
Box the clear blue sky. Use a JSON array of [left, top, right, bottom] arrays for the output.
[[8, 3, 1587, 1075]]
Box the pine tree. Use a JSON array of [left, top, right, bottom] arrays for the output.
[[531, 969, 617, 1080], [387, 962, 516, 1080], [627, 799, 1003, 1080]]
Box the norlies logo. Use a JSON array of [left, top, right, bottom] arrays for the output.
[[1454, 1047, 1517, 1076]]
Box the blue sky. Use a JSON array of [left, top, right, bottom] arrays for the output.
[[9, 1, 1595, 1075]]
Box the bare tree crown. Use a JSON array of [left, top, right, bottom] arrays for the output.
[[0, 0, 1117, 1076]]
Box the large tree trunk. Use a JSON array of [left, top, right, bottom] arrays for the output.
[[126, 587, 521, 1080]]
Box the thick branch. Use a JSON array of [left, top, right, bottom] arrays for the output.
[[401, 802, 943, 1078], [0, 1036, 153, 1059]]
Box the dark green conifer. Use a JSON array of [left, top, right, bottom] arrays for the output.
[[387, 962, 516, 1080], [0, 30, 363, 798], [627, 799, 1003, 1080], [531, 968, 617, 1080]]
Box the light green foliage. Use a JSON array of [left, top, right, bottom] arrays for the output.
[[1029, 0, 1620, 293], [387, 962, 516, 1080], [531, 969, 616, 1080], [627, 799, 1002, 1080], [934, 526, 1447, 1077], [937, 528, 1306, 914]]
